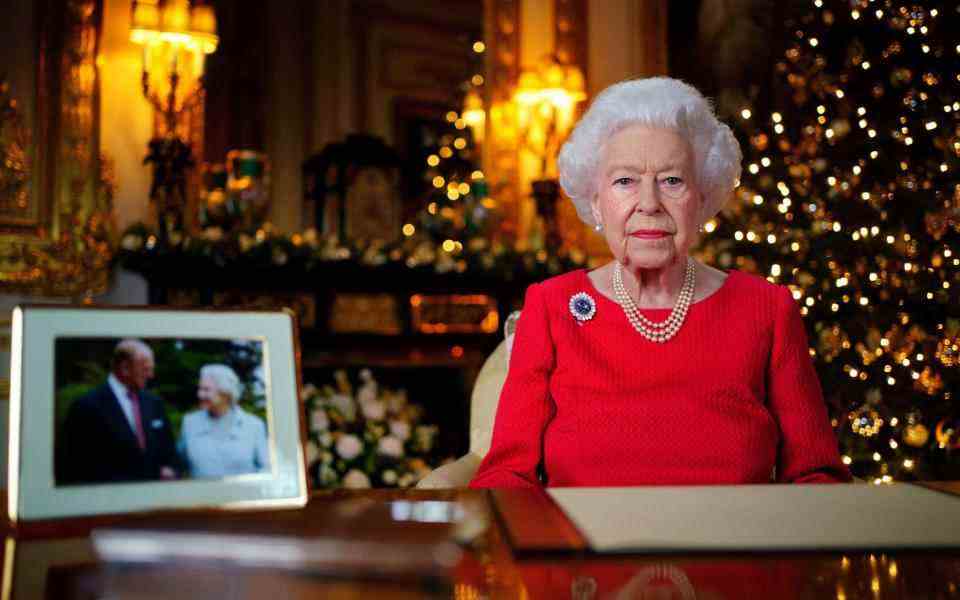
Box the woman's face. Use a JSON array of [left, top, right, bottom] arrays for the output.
[[591, 124, 702, 271], [197, 375, 229, 413]]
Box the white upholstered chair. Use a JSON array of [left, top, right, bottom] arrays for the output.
[[416, 312, 519, 488]]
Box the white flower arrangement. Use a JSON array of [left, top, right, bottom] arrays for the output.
[[303, 369, 443, 488]]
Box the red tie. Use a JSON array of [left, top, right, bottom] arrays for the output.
[[127, 390, 147, 450]]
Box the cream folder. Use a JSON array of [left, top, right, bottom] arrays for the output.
[[548, 484, 960, 552]]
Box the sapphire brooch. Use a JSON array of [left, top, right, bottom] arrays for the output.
[[568, 292, 597, 323]]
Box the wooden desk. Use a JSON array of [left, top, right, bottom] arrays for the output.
[[3, 489, 960, 599]]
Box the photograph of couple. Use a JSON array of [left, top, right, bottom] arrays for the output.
[[54, 337, 271, 486]]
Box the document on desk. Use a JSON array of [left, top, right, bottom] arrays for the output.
[[544, 484, 960, 553]]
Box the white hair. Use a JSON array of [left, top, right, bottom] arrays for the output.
[[557, 77, 742, 227], [200, 364, 242, 405]]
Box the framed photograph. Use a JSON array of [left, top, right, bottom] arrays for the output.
[[7, 306, 308, 521]]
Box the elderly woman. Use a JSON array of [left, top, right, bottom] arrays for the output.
[[179, 364, 270, 478], [470, 78, 851, 488]]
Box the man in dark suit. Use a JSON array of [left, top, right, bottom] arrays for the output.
[[56, 339, 179, 485]]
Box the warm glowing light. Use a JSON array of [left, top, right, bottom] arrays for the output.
[[461, 88, 485, 143], [432, 176, 445, 188], [130, 0, 219, 127], [740, 108, 752, 119], [427, 154, 440, 167], [472, 41, 486, 53], [402, 223, 415, 237]]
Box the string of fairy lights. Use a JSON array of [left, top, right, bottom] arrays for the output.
[[700, 0, 960, 482]]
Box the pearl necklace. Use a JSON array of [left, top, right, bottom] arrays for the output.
[[612, 258, 696, 343]]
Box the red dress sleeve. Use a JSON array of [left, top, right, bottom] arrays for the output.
[[470, 283, 555, 488], [768, 286, 853, 483]]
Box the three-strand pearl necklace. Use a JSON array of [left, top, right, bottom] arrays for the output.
[[612, 258, 696, 343]]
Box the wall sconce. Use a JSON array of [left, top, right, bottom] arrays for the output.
[[129, 0, 218, 135], [514, 56, 586, 248]]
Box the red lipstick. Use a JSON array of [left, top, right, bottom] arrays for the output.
[[630, 230, 670, 239]]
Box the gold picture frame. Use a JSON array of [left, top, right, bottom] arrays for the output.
[[0, 0, 114, 299]]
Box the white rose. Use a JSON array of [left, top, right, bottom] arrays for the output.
[[414, 425, 437, 452], [382, 469, 398, 485], [329, 393, 356, 421], [357, 384, 377, 405], [388, 419, 411, 441], [305, 440, 319, 465], [335, 434, 363, 460], [377, 435, 404, 459], [310, 408, 329, 432], [320, 464, 339, 486], [318, 432, 333, 448], [121, 234, 143, 251], [360, 398, 386, 421], [387, 390, 408, 414], [300, 383, 318, 401], [343, 469, 371, 489]]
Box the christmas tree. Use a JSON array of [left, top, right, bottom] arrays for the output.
[[410, 40, 498, 253], [699, 0, 960, 482]]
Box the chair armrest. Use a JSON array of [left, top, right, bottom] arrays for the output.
[[415, 453, 482, 489]]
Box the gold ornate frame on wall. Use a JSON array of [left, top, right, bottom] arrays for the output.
[[0, 0, 114, 299], [483, 0, 521, 241]]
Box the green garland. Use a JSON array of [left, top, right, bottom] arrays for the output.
[[116, 223, 593, 279]]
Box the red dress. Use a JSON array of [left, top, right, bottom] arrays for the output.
[[470, 269, 852, 488]]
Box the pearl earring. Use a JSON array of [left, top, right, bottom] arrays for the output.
[[594, 222, 602, 232]]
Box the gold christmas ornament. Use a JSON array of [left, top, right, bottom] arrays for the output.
[[914, 367, 943, 396], [903, 423, 930, 448]]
